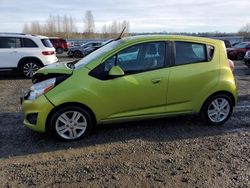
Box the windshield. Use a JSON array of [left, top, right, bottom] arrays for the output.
[[80, 43, 89, 47], [75, 40, 122, 69], [234, 42, 248, 48]]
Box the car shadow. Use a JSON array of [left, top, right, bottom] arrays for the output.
[[0, 112, 249, 158], [0, 70, 27, 80]]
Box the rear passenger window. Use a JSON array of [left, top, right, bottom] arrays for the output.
[[175, 42, 207, 65], [0, 37, 21, 48], [22, 38, 38, 47]]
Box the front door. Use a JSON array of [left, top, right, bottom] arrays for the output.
[[90, 41, 170, 120]]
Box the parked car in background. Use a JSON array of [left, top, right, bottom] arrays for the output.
[[49, 37, 69, 54], [0, 33, 58, 78], [67, 41, 103, 58], [68, 41, 84, 47], [222, 39, 232, 48], [227, 42, 250, 60], [22, 35, 237, 141], [244, 50, 250, 67]]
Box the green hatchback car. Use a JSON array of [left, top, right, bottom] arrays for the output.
[[22, 35, 237, 141]]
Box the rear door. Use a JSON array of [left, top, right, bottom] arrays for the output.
[[167, 41, 219, 113]]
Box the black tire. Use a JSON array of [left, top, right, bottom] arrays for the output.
[[73, 51, 83, 58], [56, 47, 64, 54], [21, 60, 41, 78], [200, 94, 233, 125], [49, 106, 93, 141], [237, 53, 244, 60]]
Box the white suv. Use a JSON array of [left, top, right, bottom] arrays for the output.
[[0, 33, 58, 78]]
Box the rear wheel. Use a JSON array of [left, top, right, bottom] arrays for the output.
[[201, 94, 233, 125], [50, 106, 93, 141], [21, 60, 41, 78]]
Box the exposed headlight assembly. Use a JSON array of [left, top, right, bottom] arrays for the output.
[[28, 78, 56, 100]]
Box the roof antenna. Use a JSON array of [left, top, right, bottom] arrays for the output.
[[116, 26, 126, 40]]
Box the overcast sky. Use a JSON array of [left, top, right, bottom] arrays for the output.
[[0, 0, 250, 33]]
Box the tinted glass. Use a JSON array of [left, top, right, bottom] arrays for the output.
[[75, 40, 122, 69], [0, 37, 21, 48], [117, 42, 166, 73], [41, 39, 53, 47], [22, 38, 38, 47], [175, 42, 207, 65], [233, 42, 249, 48]]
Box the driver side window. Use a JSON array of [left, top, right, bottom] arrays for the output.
[[116, 42, 166, 74], [89, 42, 166, 80]]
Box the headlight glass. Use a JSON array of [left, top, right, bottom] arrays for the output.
[[28, 78, 56, 100]]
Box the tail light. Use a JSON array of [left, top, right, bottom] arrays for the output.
[[42, 51, 55, 55], [228, 59, 234, 71], [66, 42, 70, 48]]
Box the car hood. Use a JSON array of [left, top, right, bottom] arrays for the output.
[[32, 62, 74, 83], [36, 62, 73, 75]]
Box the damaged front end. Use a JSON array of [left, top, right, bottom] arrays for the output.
[[23, 62, 74, 101]]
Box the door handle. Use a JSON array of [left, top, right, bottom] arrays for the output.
[[11, 51, 18, 53], [151, 78, 161, 84]]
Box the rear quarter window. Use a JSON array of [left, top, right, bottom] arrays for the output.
[[41, 39, 53, 48], [175, 41, 207, 65], [207, 45, 215, 61], [22, 38, 38, 47]]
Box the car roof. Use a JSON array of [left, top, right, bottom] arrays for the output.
[[120, 35, 223, 45], [0, 33, 49, 39]]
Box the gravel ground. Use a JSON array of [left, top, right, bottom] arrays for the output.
[[0, 57, 249, 187]]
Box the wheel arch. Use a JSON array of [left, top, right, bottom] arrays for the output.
[[200, 90, 236, 113], [45, 102, 97, 132], [17, 56, 44, 71]]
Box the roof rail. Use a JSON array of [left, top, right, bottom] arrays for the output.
[[0, 32, 26, 35]]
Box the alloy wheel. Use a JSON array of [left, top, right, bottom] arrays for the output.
[[207, 98, 230, 123], [23, 62, 39, 78], [55, 111, 87, 140]]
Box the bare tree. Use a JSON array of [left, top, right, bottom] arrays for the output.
[[102, 20, 130, 38], [30, 21, 42, 34], [56, 15, 61, 33], [239, 23, 250, 37], [46, 15, 57, 35], [84, 10, 95, 38], [22, 23, 30, 33]]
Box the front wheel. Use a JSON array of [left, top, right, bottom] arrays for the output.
[[201, 94, 233, 125], [73, 51, 83, 58], [21, 61, 41, 78], [50, 106, 93, 141]]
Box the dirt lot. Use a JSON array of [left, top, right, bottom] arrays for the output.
[[0, 56, 249, 188]]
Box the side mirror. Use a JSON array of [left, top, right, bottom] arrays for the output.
[[108, 66, 124, 77]]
